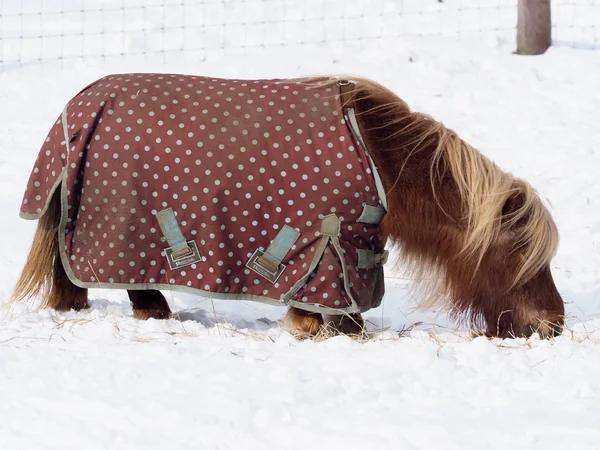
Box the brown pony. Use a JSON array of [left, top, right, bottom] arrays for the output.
[[12, 75, 564, 339]]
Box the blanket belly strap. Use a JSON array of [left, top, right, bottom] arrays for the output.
[[283, 214, 362, 314]]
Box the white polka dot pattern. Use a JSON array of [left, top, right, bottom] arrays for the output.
[[20, 74, 386, 313]]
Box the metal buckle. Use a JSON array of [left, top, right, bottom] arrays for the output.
[[165, 240, 202, 270], [246, 248, 286, 284]]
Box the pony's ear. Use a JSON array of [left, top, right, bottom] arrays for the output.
[[502, 190, 525, 218], [501, 182, 527, 225]]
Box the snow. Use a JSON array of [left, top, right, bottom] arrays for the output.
[[1, 2, 600, 448]]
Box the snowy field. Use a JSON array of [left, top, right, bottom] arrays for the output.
[[1, 2, 600, 449]]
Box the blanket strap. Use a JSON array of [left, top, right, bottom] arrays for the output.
[[357, 249, 389, 269], [358, 204, 386, 225], [247, 225, 300, 284], [338, 80, 388, 212], [156, 208, 201, 270]]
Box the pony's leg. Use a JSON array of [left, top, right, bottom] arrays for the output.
[[284, 306, 324, 337], [128, 290, 171, 320], [49, 253, 89, 311], [323, 313, 366, 336]]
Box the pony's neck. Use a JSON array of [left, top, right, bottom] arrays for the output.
[[349, 83, 480, 315], [351, 91, 465, 251]]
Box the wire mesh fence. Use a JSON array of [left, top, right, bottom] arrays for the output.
[[0, 0, 597, 69], [552, 1, 598, 49]]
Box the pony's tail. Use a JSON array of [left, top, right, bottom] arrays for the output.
[[12, 190, 61, 307]]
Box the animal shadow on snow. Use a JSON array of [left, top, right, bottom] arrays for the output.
[[174, 307, 279, 332]]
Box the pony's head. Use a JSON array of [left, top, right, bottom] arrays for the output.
[[345, 78, 564, 338], [426, 130, 564, 339], [453, 177, 564, 338]]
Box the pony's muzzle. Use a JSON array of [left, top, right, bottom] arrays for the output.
[[525, 317, 563, 339]]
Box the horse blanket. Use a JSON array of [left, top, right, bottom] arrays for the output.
[[20, 73, 388, 314]]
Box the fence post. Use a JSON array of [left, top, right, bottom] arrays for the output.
[[516, 0, 552, 54]]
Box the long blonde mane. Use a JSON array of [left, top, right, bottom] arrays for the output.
[[430, 126, 559, 285]]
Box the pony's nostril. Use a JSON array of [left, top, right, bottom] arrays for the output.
[[552, 323, 563, 337]]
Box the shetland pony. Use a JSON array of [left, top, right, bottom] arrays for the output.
[[13, 76, 564, 339]]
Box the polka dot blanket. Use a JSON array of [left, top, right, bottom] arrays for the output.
[[20, 73, 388, 314]]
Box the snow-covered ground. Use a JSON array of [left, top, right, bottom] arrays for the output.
[[1, 5, 600, 449]]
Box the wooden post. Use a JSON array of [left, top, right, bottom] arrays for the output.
[[516, 0, 552, 55]]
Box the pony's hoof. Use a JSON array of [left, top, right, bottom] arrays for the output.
[[72, 299, 90, 311], [132, 309, 172, 320], [324, 313, 367, 338], [284, 308, 324, 339]]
